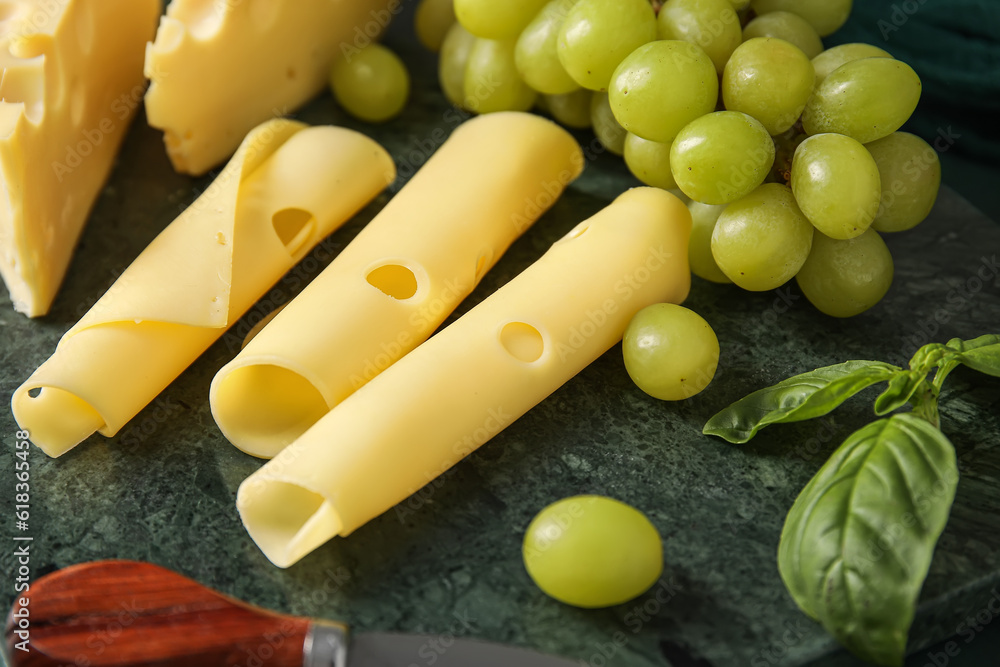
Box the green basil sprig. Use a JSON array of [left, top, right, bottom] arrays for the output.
[[703, 335, 998, 666]]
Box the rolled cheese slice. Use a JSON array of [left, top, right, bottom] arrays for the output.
[[237, 186, 692, 568], [0, 0, 160, 316], [145, 0, 394, 175], [11, 119, 395, 458], [210, 112, 584, 459]]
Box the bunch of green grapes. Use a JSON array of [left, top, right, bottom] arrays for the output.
[[417, 0, 942, 318]]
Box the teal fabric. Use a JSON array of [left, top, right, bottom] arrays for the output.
[[826, 0, 1000, 161]]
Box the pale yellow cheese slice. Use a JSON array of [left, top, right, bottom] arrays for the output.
[[0, 0, 160, 317], [11, 119, 395, 457], [237, 186, 692, 568], [210, 111, 584, 459], [145, 0, 395, 176]]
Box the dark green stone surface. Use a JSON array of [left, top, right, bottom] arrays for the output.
[[2, 32, 1000, 667]]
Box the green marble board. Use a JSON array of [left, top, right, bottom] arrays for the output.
[[2, 43, 1000, 667]]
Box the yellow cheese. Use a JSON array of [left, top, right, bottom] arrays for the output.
[[0, 0, 159, 317], [11, 119, 395, 458], [210, 112, 583, 459], [237, 186, 692, 568], [145, 0, 395, 175]]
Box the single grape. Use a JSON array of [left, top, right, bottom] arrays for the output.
[[464, 38, 537, 113], [557, 0, 657, 92], [624, 133, 676, 190], [669, 111, 774, 205], [415, 0, 457, 52], [454, 0, 549, 39], [330, 44, 410, 123], [866, 132, 941, 233], [544, 89, 593, 128], [795, 228, 894, 317], [742, 10, 823, 59], [656, 0, 743, 74], [812, 43, 892, 88], [722, 38, 814, 136], [609, 40, 718, 143], [802, 57, 921, 144], [711, 183, 813, 291], [687, 201, 732, 283], [790, 133, 881, 239], [591, 92, 626, 155], [749, 0, 853, 36], [523, 495, 663, 608], [438, 22, 477, 108], [515, 1, 581, 95], [623, 303, 720, 400]]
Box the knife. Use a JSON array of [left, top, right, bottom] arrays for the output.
[[4, 560, 577, 667]]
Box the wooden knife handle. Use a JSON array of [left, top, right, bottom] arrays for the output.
[[4, 560, 314, 667]]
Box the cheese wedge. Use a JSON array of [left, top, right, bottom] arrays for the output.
[[145, 0, 395, 176], [237, 186, 692, 568], [11, 119, 395, 458], [211, 112, 584, 459], [0, 0, 159, 317]]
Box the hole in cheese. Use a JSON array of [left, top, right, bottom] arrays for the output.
[[212, 364, 330, 459], [272, 208, 316, 258], [0, 60, 45, 124], [500, 322, 545, 363], [366, 264, 418, 300], [28, 387, 41, 398], [68, 77, 85, 127], [74, 1, 94, 54]]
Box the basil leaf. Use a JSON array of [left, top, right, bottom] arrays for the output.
[[873, 371, 928, 416], [703, 361, 900, 444], [778, 414, 958, 666], [948, 334, 1000, 378]]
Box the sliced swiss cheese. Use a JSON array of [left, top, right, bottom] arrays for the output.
[[237, 187, 692, 568], [0, 0, 160, 317], [145, 0, 394, 175], [11, 119, 395, 457], [211, 111, 584, 459]]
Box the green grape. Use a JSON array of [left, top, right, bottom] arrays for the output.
[[795, 228, 894, 317], [591, 92, 626, 155], [523, 496, 663, 608], [728, 0, 752, 10], [687, 201, 732, 283], [515, 0, 580, 95], [464, 38, 537, 114], [557, 0, 657, 92], [812, 43, 892, 88], [711, 183, 813, 291], [802, 58, 921, 144], [454, 0, 550, 39], [415, 0, 456, 52], [866, 132, 941, 233], [623, 303, 720, 400], [790, 133, 881, 239], [722, 38, 814, 136], [609, 40, 718, 143], [656, 0, 742, 74], [438, 22, 477, 108], [624, 133, 676, 190], [742, 11, 823, 59], [749, 0, 852, 36], [544, 89, 592, 128], [669, 111, 774, 205], [330, 44, 410, 123]]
